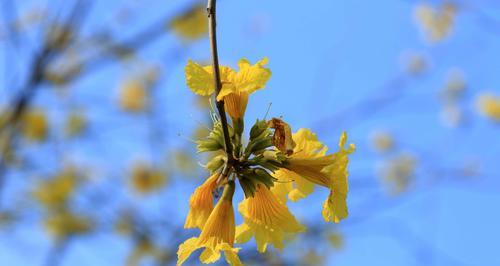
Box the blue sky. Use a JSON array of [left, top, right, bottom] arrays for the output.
[[1, 0, 500, 265]]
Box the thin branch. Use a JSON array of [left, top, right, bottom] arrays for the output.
[[207, 0, 234, 165]]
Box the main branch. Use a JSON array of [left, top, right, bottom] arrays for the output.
[[207, 0, 235, 166]]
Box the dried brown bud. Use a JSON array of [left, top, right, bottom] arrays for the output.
[[268, 118, 295, 155]]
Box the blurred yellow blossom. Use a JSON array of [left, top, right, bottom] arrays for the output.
[[114, 214, 135, 236], [46, 23, 73, 50], [300, 250, 325, 266], [44, 211, 92, 240], [327, 231, 344, 250], [32, 168, 79, 209], [380, 154, 416, 195], [370, 130, 395, 153], [414, 2, 457, 43], [403, 52, 427, 75], [476, 93, 500, 122], [44, 51, 82, 86], [65, 112, 87, 138], [172, 150, 199, 176], [169, 4, 207, 41], [14, 7, 46, 32], [0, 211, 16, 227], [129, 164, 166, 194], [21, 109, 48, 142], [119, 79, 149, 112], [126, 238, 169, 266]]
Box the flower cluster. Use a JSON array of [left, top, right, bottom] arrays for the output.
[[178, 58, 355, 265]]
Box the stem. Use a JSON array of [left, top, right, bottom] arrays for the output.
[[207, 0, 235, 165]]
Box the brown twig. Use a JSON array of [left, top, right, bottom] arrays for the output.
[[207, 0, 235, 167]]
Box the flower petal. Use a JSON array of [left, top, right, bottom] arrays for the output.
[[185, 60, 214, 96], [233, 58, 271, 95], [177, 237, 199, 266]]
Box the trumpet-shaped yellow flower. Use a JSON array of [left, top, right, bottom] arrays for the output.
[[235, 185, 305, 252], [284, 128, 335, 189], [170, 4, 207, 41], [322, 132, 355, 223], [44, 211, 92, 240], [477, 93, 500, 122], [184, 173, 220, 229], [273, 129, 354, 223], [185, 58, 271, 119], [21, 110, 48, 142], [119, 79, 148, 112], [414, 2, 457, 43], [129, 164, 166, 194], [177, 182, 243, 266]]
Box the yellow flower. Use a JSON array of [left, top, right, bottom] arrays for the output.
[[477, 93, 500, 122], [235, 185, 305, 252], [284, 128, 336, 190], [184, 173, 220, 229], [185, 58, 271, 119], [169, 4, 207, 41], [129, 164, 166, 194], [273, 129, 355, 223], [33, 168, 78, 209], [119, 79, 148, 112], [414, 2, 457, 43], [177, 182, 243, 266], [322, 132, 354, 223], [21, 109, 48, 142], [44, 211, 92, 241]]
